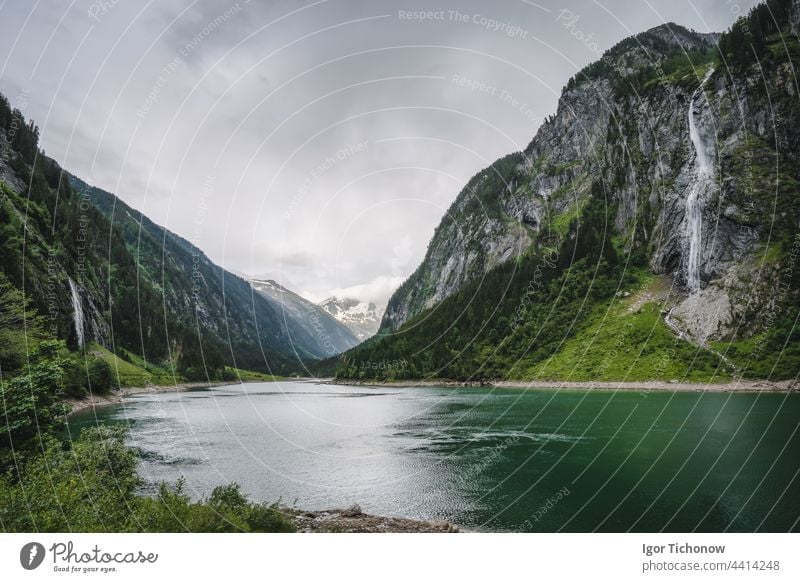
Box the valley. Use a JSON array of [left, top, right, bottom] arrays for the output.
[[1, 0, 798, 536]]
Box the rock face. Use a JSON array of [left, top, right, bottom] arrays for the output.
[[381, 152, 539, 331], [381, 19, 799, 344], [318, 297, 384, 341]]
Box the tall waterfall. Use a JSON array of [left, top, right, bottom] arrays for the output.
[[68, 277, 85, 348], [685, 69, 714, 291]]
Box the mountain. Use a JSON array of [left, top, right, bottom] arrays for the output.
[[0, 94, 340, 379], [318, 297, 384, 340], [68, 175, 350, 364], [250, 280, 359, 355], [339, 1, 800, 382]]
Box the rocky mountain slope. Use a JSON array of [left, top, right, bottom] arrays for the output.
[[251, 280, 359, 355], [0, 96, 343, 378], [318, 297, 384, 340], [68, 175, 351, 364], [343, 0, 800, 382]]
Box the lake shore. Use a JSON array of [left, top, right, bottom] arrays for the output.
[[329, 377, 799, 392], [286, 506, 460, 533], [64, 379, 274, 416], [66, 376, 798, 417]]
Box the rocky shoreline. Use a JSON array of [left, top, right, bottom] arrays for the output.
[[286, 505, 460, 533], [331, 378, 798, 392]]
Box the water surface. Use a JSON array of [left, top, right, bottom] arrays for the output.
[[68, 381, 800, 532]]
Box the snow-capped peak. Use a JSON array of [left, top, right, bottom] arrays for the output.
[[318, 297, 384, 340]]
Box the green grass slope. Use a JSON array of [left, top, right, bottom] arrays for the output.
[[528, 276, 732, 382]]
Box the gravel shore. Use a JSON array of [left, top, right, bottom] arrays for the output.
[[286, 506, 460, 533], [331, 378, 798, 392]]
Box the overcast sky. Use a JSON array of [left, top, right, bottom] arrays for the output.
[[0, 0, 757, 304]]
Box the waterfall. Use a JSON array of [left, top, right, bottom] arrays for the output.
[[684, 69, 714, 292], [68, 277, 85, 348]]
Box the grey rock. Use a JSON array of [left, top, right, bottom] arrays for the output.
[[381, 22, 795, 344]]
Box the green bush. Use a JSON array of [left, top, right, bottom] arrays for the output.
[[0, 352, 69, 470], [133, 480, 295, 533], [0, 428, 296, 532], [87, 358, 114, 393], [0, 343, 296, 532], [0, 426, 138, 531], [59, 354, 87, 398]]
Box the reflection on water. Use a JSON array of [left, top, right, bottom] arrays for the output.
[[68, 381, 800, 532]]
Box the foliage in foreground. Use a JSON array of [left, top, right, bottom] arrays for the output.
[[0, 427, 294, 532], [0, 341, 294, 533]]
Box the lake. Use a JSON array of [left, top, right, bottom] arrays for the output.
[[68, 381, 800, 532]]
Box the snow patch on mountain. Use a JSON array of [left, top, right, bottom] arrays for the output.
[[318, 297, 384, 340], [250, 279, 360, 355]]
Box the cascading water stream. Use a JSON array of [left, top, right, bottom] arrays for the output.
[[684, 69, 714, 292], [68, 277, 85, 348]]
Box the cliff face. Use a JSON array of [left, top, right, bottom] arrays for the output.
[[381, 17, 799, 345]]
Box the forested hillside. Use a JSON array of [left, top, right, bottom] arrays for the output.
[[0, 94, 347, 385], [340, 0, 800, 382]]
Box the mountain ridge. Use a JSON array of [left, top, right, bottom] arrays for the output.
[[67, 173, 346, 364], [0, 96, 351, 379], [250, 278, 359, 356], [341, 0, 800, 382], [318, 296, 384, 340], [380, 21, 724, 334]]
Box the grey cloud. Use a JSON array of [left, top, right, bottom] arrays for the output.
[[0, 0, 759, 304]]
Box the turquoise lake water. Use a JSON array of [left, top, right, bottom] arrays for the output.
[[68, 381, 800, 532]]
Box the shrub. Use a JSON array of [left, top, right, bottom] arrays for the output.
[[87, 358, 113, 393], [134, 479, 295, 533], [0, 426, 138, 531], [0, 355, 69, 470]]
